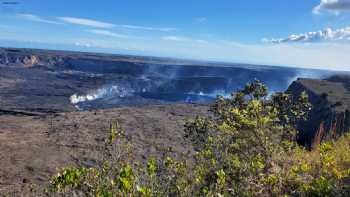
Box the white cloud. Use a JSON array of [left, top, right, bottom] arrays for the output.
[[313, 0, 350, 14], [118, 25, 176, 32], [264, 27, 350, 43], [161, 36, 209, 44], [17, 14, 176, 32], [195, 39, 209, 44], [87, 29, 130, 38], [162, 36, 189, 42], [17, 14, 62, 25], [74, 42, 91, 48], [58, 17, 115, 28], [58, 16, 176, 32]]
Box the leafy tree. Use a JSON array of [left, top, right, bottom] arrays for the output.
[[185, 80, 311, 196]]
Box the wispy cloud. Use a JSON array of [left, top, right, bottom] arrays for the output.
[[72, 39, 146, 52], [58, 17, 115, 28], [118, 25, 176, 32], [57, 16, 176, 32], [162, 36, 209, 44], [17, 14, 62, 25], [74, 42, 92, 48], [87, 29, 130, 38], [16, 14, 177, 32], [162, 36, 188, 42], [195, 17, 207, 23], [313, 0, 350, 14], [263, 27, 350, 43]]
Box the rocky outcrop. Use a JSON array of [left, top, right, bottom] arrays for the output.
[[0, 48, 71, 69], [0, 52, 38, 67], [287, 76, 350, 147]]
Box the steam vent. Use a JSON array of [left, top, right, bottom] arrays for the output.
[[287, 75, 350, 147]]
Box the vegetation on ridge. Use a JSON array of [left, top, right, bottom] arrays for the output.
[[28, 81, 350, 197]]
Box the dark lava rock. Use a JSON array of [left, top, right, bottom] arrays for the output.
[[287, 76, 350, 147]]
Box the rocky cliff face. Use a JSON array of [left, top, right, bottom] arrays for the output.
[[287, 76, 350, 147], [0, 48, 66, 68], [0, 53, 39, 67]]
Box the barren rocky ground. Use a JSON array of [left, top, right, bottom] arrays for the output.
[[0, 104, 208, 194]]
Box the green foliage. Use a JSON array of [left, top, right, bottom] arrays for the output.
[[304, 176, 334, 197], [137, 185, 152, 197], [39, 81, 350, 197], [184, 116, 213, 150], [117, 164, 135, 193], [289, 133, 350, 197], [50, 167, 87, 191], [146, 158, 157, 177], [107, 121, 123, 145]]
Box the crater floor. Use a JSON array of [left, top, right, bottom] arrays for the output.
[[0, 104, 208, 194]]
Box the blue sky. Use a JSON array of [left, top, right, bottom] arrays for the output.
[[0, 0, 350, 71]]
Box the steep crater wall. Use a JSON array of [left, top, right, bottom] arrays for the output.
[[0, 47, 336, 112], [287, 76, 350, 147]]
